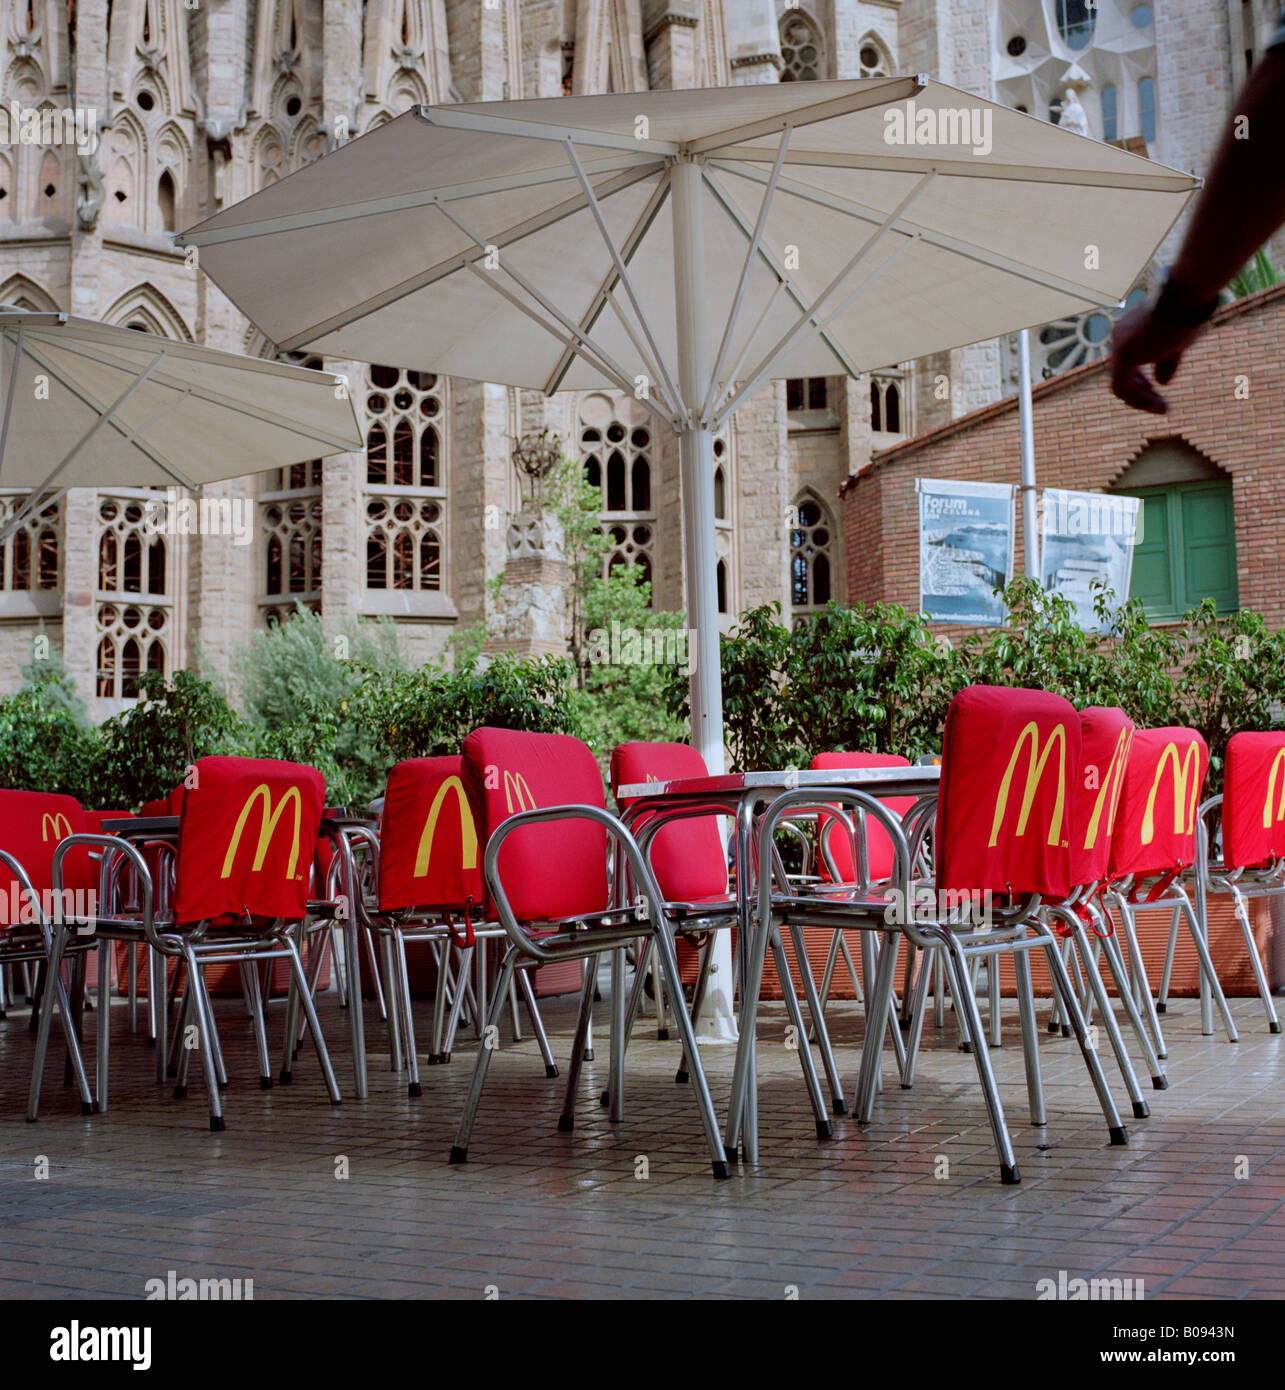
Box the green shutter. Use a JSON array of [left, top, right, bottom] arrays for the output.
[[1121, 480, 1238, 620], [1180, 484, 1238, 612], [1128, 491, 1174, 615]]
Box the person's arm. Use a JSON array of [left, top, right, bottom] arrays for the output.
[[1111, 43, 1285, 413]]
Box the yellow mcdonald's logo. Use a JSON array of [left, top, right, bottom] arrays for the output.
[[988, 721, 1068, 848], [502, 770, 538, 814], [1140, 742, 1200, 845], [1083, 728, 1132, 851], [40, 812, 72, 842], [1264, 748, 1285, 829], [220, 784, 303, 880], [413, 776, 477, 877]]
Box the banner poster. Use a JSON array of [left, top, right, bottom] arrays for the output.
[[917, 477, 1016, 627], [1039, 489, 1140, 632]]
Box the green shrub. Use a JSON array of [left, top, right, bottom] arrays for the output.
[[0, 654, 97, 800]]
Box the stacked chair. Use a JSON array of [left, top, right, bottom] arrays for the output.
[[1192, 731, 1285, 1034], [447, 727, 732, 1178], [35, 756, 342, 1130], [1103, 727, 1238, 1055], [345, 755, 556, 1098], [728, 686, 1127, 1183]]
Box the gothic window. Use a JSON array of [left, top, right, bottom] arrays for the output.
[[1138, 77, 1157, 143], [717, 559, 728, 615], [262, 462, 322, 622], [363, 364, 444, 595], [1055, 0, 1096, 50], [1101, 84, 1118, 143], [96, 496, 169, 697], [791, 496, 833, 614], [857, 34, 891, 78], [157, 169, 176, 231], [0, 498, 59, 590], [787, 377, 828, 413], [780, 10, 825, 82], [870, 374, 904, 435], [581, 411, 657, 599]]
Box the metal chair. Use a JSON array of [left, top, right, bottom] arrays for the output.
[[447, 727, 731, 1179]]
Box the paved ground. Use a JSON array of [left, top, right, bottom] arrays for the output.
[[1, 973, 1284, 1300]]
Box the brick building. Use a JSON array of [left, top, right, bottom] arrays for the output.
[[0, 0, 1275, 716], [841, 283, 1285, 633]]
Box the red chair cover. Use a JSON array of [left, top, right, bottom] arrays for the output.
[[610, 742, 727, 902], [810, 751, 912, 883], [0, 790, 88, 927], [1072, 707, 1135, 887], [1109, 727, 1208, 880], [1222, 731, 1285, 871], [936, 686, 1079, 900], [377, 757, 485, 913], [462, 728, 608, 922], [174, 757, 324, 925]]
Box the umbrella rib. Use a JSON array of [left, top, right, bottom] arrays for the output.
[[561, 139, 683, 415], [415, 103, 682, 158], [464, 261, 678, 430], [0, 347, 172, 511], [716, 160, 1125, 310], [177, 155, 654, 248], [544, 176, 672, 396], [436, 198, 680, 419], [35, 336, 359, 453], [0, 486, 67, 549], [685, 75, 926, 156], [700, 124, 792, 424], [274, 163, 663, 354], [701, 168, 860, 379], [709, 147, 1198, 193], [711, 172, 935, 431], [0, 322, 25, 484]]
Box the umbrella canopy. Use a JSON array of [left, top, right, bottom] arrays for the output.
[[179, 76, 1195, 1039], [0, 308, 362, 535]]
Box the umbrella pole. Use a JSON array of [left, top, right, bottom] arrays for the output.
[[673, 158, 737, 1042]]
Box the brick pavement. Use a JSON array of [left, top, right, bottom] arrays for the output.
[[1, 980, 1283, 1300]]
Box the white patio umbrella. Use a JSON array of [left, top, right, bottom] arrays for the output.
[[0, 307, 362, 541], [179, 75, 1196, 1035]]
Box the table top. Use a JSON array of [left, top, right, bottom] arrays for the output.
[[101, 816, 178, 837], [616, 764, 941, 800]]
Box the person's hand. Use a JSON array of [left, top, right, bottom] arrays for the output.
[[1109, 301, 1206, 414]]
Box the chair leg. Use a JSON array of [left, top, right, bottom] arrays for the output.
[[853, 932, 901, 1122], [182, 951, 226, 1131], [938, 935, 1021, 1184], [650, 922, 731, 1179], [441, 945, 474, 1062], [1012, 947, 1045, 1126], [1036, 924, 1127, 1146], [724, 906, 779, 1161], [987, 952, 1002, 1048], [363, 926, 388, 1022], [392, 930, 422, 1096], [1097, 918, 1167, 1089], [127, 942, 138, 1035], [1178, 888, 1239, 1042], [242, 960, 273, 1090], [788, 923, 846, 1114], [429, 940, 451, 1064], [608, 946, 627, 1122], [1158, 905, 1180, 1015], [27, 925, 95, 1120], [769, 927, 831, 1137], [1230, 886, 1280, 1032], [558, 958, 599, 1132], [380, 934, 402, 1072], [450, 949, 519, 1164], [1065, 915, 1150, 1119], [677, 936, 716, 1082], [284, 937, 342, 1104], [900, 945, 934, 1088], [96, 940, 111, 1113], [517, 968, 558, 1078], [1112, 896, 1168, 1059], [174, 978, 196, 1098]]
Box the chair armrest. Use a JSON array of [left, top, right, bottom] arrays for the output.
[[484, 803, 670, 964], [51, 834, 158, 951]]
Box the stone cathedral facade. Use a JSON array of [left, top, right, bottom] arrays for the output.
[[0, 0, 1269, 717]]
